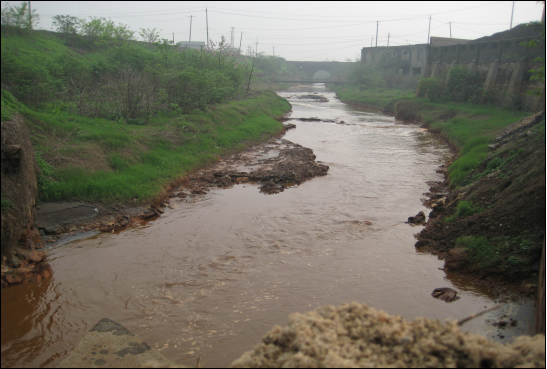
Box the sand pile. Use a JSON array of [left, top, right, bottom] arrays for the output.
[[231, 302, 545, 368]]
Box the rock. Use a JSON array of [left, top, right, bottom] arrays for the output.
[[431, 287, 459, 302], [34, 263, 53, 278], [407, 211, 426, 224], [4, 273, 23, 284], [415, 240, 431, 248], [14, 248, 45, 263], [445, 247, 469, 271], [44, 224, 64, 235]]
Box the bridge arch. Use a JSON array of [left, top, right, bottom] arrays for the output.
[[312, 70, 331, 79]]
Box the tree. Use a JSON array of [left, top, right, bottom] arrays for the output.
[[139, 28, 162, 47], [1, 2, 39, 29], [52, 15, 82, 34], [80, 17, 134, 41]]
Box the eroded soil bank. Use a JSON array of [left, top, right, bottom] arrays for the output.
[[413, 111, 545, 297]]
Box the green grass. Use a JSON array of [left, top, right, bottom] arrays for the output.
[[455, 231, 543, 272], [23, 91, 290, 203], [445, 201, 484, 222], [334, 86, 530, 187]]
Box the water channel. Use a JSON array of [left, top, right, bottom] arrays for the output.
[[0, 84, 534, 368]]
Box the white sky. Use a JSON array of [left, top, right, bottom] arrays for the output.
[[2, 1, 545, 61]]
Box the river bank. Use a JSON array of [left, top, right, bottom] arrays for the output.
[[1, 90, 295, 287], [334, 86, 545, 299]]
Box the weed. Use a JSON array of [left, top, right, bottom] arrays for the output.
[[1, 195, 14, 212], [445, 201, 484, 222], [456, 236, 501, 269]]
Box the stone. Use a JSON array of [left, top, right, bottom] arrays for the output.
[[407, 211, 426, 224], [431, 287, 459, 302], [4, 273, 23, 284], [44, 224, 64, 235]]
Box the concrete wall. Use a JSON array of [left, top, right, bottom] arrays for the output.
[[360, 44, 428, 76], [422, 37, 545, 111]]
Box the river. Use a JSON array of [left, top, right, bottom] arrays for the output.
[[0, 84, 534, 368]]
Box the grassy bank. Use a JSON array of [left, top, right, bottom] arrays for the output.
[[334, 86, 530, 187], [2, 89, 291, 204]]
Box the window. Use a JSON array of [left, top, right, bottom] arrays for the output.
[[461, 45, 467, 51], [491, 43, 498, 49], [469, 44, 475, 51], [481, 43, 487, 49]]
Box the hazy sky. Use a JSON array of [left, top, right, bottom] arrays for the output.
[[2, 1, 544, 61]]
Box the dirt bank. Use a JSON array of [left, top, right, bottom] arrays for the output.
[[231, 302, 545, 368], [1, 114, 51, 287], [414, 111, 545, 296]]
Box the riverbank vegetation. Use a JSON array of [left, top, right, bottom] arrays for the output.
[[337, 56, 545, 285], [1, 8, 292, 204]]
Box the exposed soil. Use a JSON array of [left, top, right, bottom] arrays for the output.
[[412, 111, 546, 298], [297, 94, 329, 102]]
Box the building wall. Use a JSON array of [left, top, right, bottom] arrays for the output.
[[360, 44, 428, 76], [423, 36, 545, 111]]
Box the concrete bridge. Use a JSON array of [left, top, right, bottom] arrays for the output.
[[278, 61, 353, 83]]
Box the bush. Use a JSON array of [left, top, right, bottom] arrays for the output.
[[416, 77, 443, 102], [455, 236, 501, 269], [444, 65, 483, 103]]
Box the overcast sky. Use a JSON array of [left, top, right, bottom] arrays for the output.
[[2, 1, 544, 61]]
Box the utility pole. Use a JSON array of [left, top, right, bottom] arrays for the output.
[[375, 21, 379, 47], [273, 46, 275, 56], [173, 33, 174, 44], [510, 1, 515, 29], [449, 22, 452, 38], [387, 33, 390, 47], [231, 27, 235, 49], [371, 36, 373, 47], [206, 8, 209, 48], [256, 38, 258, 57], [28, 1, 31, 28], [427, 15, 431, 44], [188, 15, 195, 49], [239, 32, 243, 53]]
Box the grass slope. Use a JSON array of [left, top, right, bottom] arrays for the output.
[[2, 89, 291, 204]]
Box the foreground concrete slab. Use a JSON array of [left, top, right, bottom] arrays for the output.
[[58, 318, 180, 368]]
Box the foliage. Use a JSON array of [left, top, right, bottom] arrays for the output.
[[416, 77, 444, 102], [1, 195, 14, 212], [455, 231, 543, 272], [80, 17, 134, 40], [348, 64, 385, 89], [444, 65, 483, 103], [519, 20, 545, 95], [52, 15, 82, 34], [1, 2, 39, 30], [1, 30, 254, 121], [445, 201, 484, 222], [139, 27, 161, 46]]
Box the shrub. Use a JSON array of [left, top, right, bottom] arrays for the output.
[[416, 77, 443, 102]]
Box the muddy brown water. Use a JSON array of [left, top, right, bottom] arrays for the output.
[[1, 84, 535, 368]]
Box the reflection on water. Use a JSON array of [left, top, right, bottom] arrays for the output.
[[0, 83, 533, 368]]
